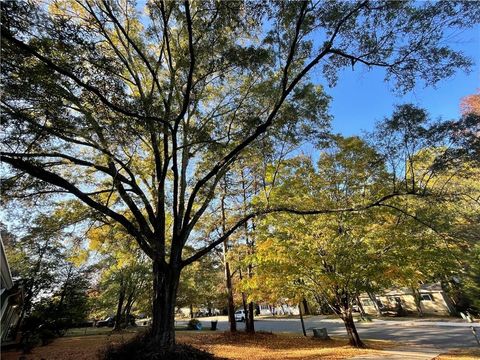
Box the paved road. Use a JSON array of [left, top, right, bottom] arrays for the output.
[[190, 316, 480, 349]]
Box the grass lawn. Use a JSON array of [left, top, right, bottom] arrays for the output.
[[1, 331, 390, 360], [64, 327, 119, 337]]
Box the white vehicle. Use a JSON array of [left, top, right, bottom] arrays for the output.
[[234, 309, 246, 322]]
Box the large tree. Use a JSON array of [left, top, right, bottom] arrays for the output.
[[2, 0, 479, 350]]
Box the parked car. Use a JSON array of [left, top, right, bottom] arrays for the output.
[[235, 309, 246, 322], [135, 318, 152, 327], [96, 314, 136, 328], [96, 317, 114, 327], [194, 310, 209, 317]]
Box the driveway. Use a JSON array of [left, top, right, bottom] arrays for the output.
[[191, 316, 479, 349]]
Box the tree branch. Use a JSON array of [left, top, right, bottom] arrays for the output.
[[1, 151, 157, 227], [1, 27, 171, 130], [100, 0, 165, 102], [1, 155, 156, 259]]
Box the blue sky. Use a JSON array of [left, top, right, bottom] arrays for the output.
[[321, 26, 480, 137]]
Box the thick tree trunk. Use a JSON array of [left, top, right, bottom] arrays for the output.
[[151, 261, 181, 350], [341, 311, 365, 348]]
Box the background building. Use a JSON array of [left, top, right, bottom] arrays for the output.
[[1, 238, 23, 343]]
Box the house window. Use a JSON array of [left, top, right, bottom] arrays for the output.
[[420, 294, 434, 301]]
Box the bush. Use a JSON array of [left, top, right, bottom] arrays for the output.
[[100, 332, 216, 360], [20, 313, 70, 350], [38, 328, 56, 346]]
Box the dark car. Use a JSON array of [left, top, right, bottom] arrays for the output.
[[96, 315, 136, 327], [96, 317, 115, 327]]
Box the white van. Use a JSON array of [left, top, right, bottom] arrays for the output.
[[234, 309, 246, 322]]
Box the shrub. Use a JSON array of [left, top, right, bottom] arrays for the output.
[[38, 328, 56, 346]]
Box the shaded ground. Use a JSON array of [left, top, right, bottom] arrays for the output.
[[1, 332, 388, 360]]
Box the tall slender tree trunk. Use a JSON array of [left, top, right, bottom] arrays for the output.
[[246, 263, 255, 333], [57, 264, 73, 312], [302, 298, 310, 315], [367, 291, 382, 317], [412, 288, 424, 317], [247, 301, 255, 333], [244, 210, 256, 333], [341, 310, 365, 348], [335, 289, 365, 348], [356, 294, 368, 319], [15, 240, 51, 338], [221, 188, 237, 332], [241, 293, 249, 328], [151, 260, 181, 350], [299, 302, 307, 336], [122, 289, 135, 328], [224, 259, 237, 332], [238, 269, 251, 330], [114, 275, 125, 331], [14, 291, 32, 339], [241, 291, 248, 319], [313, 294, 328, 314]]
